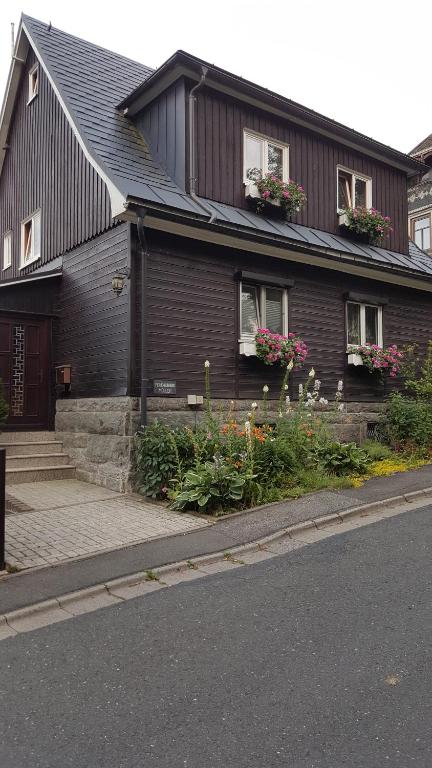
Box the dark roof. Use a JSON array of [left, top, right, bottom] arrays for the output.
[[410, 133, 432, 157], [12, 16, 432, 286]]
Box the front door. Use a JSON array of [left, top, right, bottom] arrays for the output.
[[0, 316, 50, 430]]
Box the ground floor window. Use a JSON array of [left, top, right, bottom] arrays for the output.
[[240, 282, 288, 339], [346, 301, 382, 348]]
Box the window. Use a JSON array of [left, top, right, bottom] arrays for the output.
[[412, 215, 431, 251], [240, 282, 288, 339], [20, 210, 41, 268], [244, 131, 289, 183], [346, 301, 382, 348], [3, 231, 12, 270], [28, 63, 39, 103], [337, 167, 371, 211]]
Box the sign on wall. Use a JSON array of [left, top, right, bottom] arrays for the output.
[[153, 380, 177, 396]]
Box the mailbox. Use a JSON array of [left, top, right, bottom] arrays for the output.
[[56, 365, 72, 386]]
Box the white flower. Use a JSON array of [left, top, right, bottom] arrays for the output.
[[251, 402, 258, 410], [298, 384, 303, 396], [247, 412, 252, 419], [319, 397, 328, 405], [337, 380, 343, 392], [263, 385, 269, 393], [287, 360, 294, 372], [230, 400, 235, 406], [244, 420, 251, 433], [307, 392, 313, 399], [278, 410, 283, 418], [308, 367, 315, 378], [313, 379, 321, 391], [285, 395, 290, 404], [284, 384, 289, 391], [204, 360, 210, 368], [338, 403, 344, 412]]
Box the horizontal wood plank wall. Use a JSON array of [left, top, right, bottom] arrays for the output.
[[135, 232, 432, 403], [195, 89, 409, 255], [55, 225, 129, 397], [0, 279, 59, 315], [0, 47, 112, 281]]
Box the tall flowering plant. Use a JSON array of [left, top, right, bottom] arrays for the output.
[[247, 169, 307, 218], [255, 329, 308, 367], [342, 207, 392, 244], [348, 344, 403, 378]]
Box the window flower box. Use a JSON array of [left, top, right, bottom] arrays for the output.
[[347, 352, 363, 366], [339, 207, 392, 246], [245, 169, 306, 220], [347, 344, 403, 378], [239, 340, 257, 357]]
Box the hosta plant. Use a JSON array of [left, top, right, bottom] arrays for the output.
[[348, 344, 403, 378], [255, 329, 308, 367], [171, 456, 250, 513], [247, 168, 307, 217], [342, 207, 392, 244]]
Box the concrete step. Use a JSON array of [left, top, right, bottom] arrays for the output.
[[6, 453, 71, 469], [0, 431, 55, 443], [0, 441, 63, 456], [6, 465, 77, 485]]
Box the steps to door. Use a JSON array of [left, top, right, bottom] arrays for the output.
[[0, 432, 76, 484]]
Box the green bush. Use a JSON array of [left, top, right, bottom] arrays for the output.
[[386, 392, 432, 450], [313, 441, 370, 475], [254, 437, 299, 484], [171, 457, 249, 514], [361, 439, 393, 461], [0, 379, 8, 425], [135, 422, 194, 498]]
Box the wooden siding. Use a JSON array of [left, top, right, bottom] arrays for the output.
[[135, 79, 187, 191], [134, 231, 432, 402], [0, 47, 111, 281], [55, 225, 129, 397], [195, 88, 409, 255]]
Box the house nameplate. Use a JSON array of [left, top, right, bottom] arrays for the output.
[[153, 380, 177, 395]]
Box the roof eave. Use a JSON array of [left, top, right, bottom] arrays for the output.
[[0, 20, 29, 180]]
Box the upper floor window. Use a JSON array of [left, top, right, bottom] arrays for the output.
[[20, 210, 41, 269], [412, 215, 431, 252], [346, 301, 382, 348], [28, 63, 39, 103], [337, 166, 371, 212], [3, 231, 12, 270], [240, 282, 288, 339], [244, 131, 289, 183]]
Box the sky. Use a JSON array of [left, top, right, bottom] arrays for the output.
[[0, 0, 430, 155]]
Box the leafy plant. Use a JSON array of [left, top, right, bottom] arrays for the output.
[[361, 439, 393, 462], [171, 456, 251, 514], [313, 441, 371, 475], [347, 344, 403, 378], [0, 379, 8, 425], [401, 341, 432, 398], [247, 169, 307, 217], [342, 206, 392, 244], [255, 329, 308, 367], [135, 422, 193, 498], [386, 392, 432, 451]]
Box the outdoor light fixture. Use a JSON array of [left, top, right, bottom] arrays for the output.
[[111, 269, 130, 297]]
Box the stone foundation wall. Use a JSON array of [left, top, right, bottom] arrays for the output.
[[55, 396, 387, 493], [55, 397, 140, 492]]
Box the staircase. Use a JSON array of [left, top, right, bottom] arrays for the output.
[[0, 432, 76, 484]]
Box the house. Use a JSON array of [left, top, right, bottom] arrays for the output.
[[0, 15, 430, 491], [408, 134, 432, 256]]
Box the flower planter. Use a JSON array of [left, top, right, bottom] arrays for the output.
[[347, 352, 363, 367], [239, 340, 257, 357], [339, 222, 373, 245]]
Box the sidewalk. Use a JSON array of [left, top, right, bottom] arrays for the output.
[[2, 465, 432, 615]]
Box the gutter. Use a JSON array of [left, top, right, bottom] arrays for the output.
[[136, 209, 149, 428], [188, 67, 217, 223]]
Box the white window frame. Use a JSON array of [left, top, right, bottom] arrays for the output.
[[411, 213, 431, 251], [28, 63, 39, 104], [346, 301, 383, 349], [20, 210, 41, 269], [243, 130, 289, 184], [337, 165, 372, 213], [2, 231, 12, 271], [239, 281, 289, 341]]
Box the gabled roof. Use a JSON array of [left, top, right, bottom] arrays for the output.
[[410, 133, 432, 158]]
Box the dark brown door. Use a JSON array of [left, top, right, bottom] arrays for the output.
[[0, 316, 50, 430]]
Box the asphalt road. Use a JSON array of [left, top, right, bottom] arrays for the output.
[[1, 505, 432, 767]]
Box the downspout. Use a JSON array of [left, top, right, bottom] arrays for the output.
[[136, 209, 149, 427], [188, 67, 217, 223]]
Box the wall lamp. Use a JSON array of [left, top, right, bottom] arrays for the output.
[[111, 269, 130, 297]]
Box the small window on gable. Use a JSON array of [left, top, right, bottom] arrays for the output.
[[412, 215, 431, 252], [20, 210, 41, 269], [3, 231, 12, 270], [346, 301, 382, 348], [337, 167, 371, 212], [240, 282, 288, 339], [28, 63, 39, 103], [244, 131, 289, 183]]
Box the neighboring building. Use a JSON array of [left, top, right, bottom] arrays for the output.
[[408, 134, 432, 255], [0, 15, 430, 490]]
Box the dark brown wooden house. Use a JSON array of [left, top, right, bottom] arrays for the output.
[[0, 15, 430, 490]]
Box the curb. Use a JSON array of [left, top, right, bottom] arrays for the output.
[[2, 487, 432, 638]]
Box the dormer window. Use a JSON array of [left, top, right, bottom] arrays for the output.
[[28, 63, 39, 103], [20, 210, 41, 268], [337, 166, 371, 212], [244, 131, 289, 183]]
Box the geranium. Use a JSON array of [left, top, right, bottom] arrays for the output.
[[348, 344, 403, 378], [247, 169, 307, 217], [342, 207, 392, 244], [255, 329, 308, 367]]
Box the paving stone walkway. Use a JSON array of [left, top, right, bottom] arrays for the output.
[[5, 480, 209, 570]]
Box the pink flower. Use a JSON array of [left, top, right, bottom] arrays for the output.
[[262, 190, 270, 199]]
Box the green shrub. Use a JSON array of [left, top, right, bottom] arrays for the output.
[[0, 379, 8, 425], [361, 439, 393, 461], [386, 392, 432, 450], [171, 457, 250, 514], [401, 341, 432, 399], [254, 437, 299, 483], [313, 441, 370, 475], [135, 422, 194, 498]]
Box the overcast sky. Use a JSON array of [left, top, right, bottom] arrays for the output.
[[0, 0, 430, 155]]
